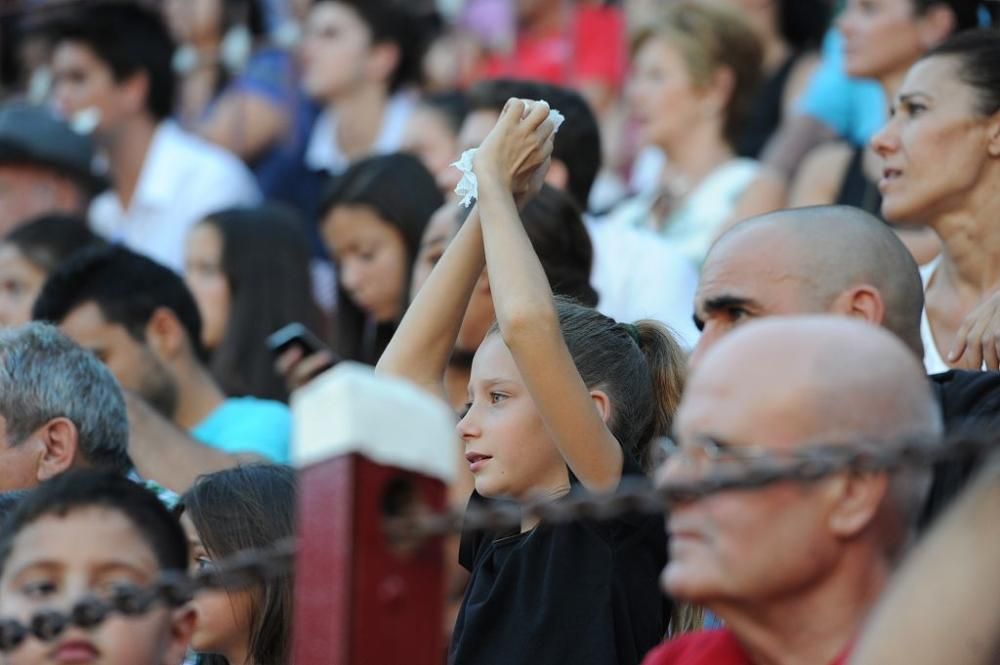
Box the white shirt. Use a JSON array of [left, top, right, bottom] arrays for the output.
[[920, 256, 952, 374], [90, 121, 261, 272], [305, 92, 416, 176], [607, 158, 759, 270], [586, 217, 701, 350]]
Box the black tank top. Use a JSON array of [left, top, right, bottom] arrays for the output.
[[737, 53, 800, 159], [835, 146, 884, 217]]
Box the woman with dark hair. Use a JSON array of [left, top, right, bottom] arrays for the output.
[[319, 152, 442, 364], [0, 213, 106, 328], [790, 0, 988, 265], [871, 29, 1000, 371], [178, 464, 295, 665], [184, 203, 325, 402]]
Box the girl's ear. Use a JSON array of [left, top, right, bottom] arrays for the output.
[[589, 389, 612, 425]]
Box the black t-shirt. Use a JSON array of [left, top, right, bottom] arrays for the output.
[[449, 455, 669, 665]]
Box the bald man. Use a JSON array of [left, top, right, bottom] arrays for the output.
[[690, 205, 999, 525], [691, 205, 924, 367], [644, 317, 942, 665]]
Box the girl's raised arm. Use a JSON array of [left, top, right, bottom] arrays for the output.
[[473, 101, 624, 492], [375, 207, 486, 402], [377, 107, 555, 402]]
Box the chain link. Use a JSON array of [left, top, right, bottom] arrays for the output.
[[0, 428, 993, 652]]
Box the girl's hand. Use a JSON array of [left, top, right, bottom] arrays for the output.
[[472, 99, 555, 202], [948, 291, 1000, 370]]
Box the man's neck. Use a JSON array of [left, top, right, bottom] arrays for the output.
[[713, 555, 890, 665], [329, 83, 390, 163], [106, 115, 158, 212], [170, 358, 227, 431]]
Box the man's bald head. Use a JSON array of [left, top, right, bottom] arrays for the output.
[[692, 206, 924, 365], [663, 316, 941, 606]]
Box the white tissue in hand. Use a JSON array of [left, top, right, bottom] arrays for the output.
[[452, 101, 565, 208]]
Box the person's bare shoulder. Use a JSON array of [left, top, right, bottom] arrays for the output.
[[789, 141, 854, 207]]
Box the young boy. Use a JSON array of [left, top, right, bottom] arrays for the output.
[[0, 470, 195, 665]]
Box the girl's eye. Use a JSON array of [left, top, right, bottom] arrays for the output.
[[195, 556, 216, 572], [489, 392, 507, 404]]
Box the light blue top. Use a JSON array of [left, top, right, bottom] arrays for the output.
[[797, 30, 886, 147], [191, 397, 291, 463]]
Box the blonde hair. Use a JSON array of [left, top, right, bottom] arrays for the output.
[[632, 1, 763, 146]]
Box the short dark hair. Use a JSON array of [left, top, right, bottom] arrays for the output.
[[179, 465, 295, 665], [43, 1, 176, 120], [32, 245, 207, 361], [419, 90, 469, 135], [316, 0, 428, 92], [3, 213, 106, 274], [200, 204, 326, 401], [0, 470, 187, 576], [922, 29, 1000, 116], [521, 185, 597, 307], [319, 152, 442, 363], [467, 79, 601, 211]]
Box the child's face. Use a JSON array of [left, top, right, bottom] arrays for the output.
[[180, 513, 255, 662], [0, 506, 194, 665], [457, 333, 570, 500]]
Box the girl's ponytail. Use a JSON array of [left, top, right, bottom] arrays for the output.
[[633, 320, 687, 471]]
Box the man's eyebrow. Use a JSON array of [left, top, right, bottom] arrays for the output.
[[700, 294, 757, 313], [897, 92, 933, 106]]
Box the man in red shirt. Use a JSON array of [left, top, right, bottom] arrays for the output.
[[644, 316, 942, 665]]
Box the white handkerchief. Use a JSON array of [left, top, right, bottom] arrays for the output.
[[452, 100, 565, 208]]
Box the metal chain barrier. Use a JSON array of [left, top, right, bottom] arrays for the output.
[[0, 428, 994, 652]]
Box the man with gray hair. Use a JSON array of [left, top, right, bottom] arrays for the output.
[[0, 322, 130, 491], [645, 317, 942, 665]]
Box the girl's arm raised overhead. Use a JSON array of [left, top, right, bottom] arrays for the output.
[[377, 104, 555, 402], [375, 205, 486, 402], [473, 100, 624, 492]]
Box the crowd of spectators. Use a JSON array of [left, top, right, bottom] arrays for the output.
[[0, 1, 997, 664]]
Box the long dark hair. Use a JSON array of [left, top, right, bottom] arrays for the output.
[[200, 204, 326, 402], [180, 465, 296, 665], [319, 152, 442, 364]]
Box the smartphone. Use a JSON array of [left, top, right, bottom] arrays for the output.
[[266, 322, 332, 359]]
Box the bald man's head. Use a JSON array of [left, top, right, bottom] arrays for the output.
[[692, 206, 924, 366], [662, 316, 941, 607]]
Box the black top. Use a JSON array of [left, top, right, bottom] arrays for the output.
[[922, 370, 1000, 529], [737, 53, 800, 159], [450, 455, 669, 665], [835, 146, 884, 217]]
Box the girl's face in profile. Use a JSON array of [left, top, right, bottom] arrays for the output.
[[839, 0, 927, 80], [456, 333, 570, 501], [180, 512, 256, 662], [872, 55, 999, 223], [322, 204, 409, 323], [184, 223, 231, 351]]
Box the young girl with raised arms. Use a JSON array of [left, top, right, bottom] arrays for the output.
[[377, 100, 686, 664]]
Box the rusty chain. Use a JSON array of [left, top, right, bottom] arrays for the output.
[[0, 427, 994, 652]]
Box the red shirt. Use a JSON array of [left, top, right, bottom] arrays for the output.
[[481, 5, 626, 90], [642, 629, 852, 665]]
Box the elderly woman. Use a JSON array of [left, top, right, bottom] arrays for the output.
[[871, 29, 1000, 371]]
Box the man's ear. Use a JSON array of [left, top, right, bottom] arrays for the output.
[[917, 4, 956, 49], [367, 41, 401, 86], [35, 417, 81, 482], [589, 389, 612, 425], [145, 307, 189, 361], [829, 285, 886, 327], [826, 472, 890, 539], [163, 604, 197, 665], [120, 71, 151, 116]]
